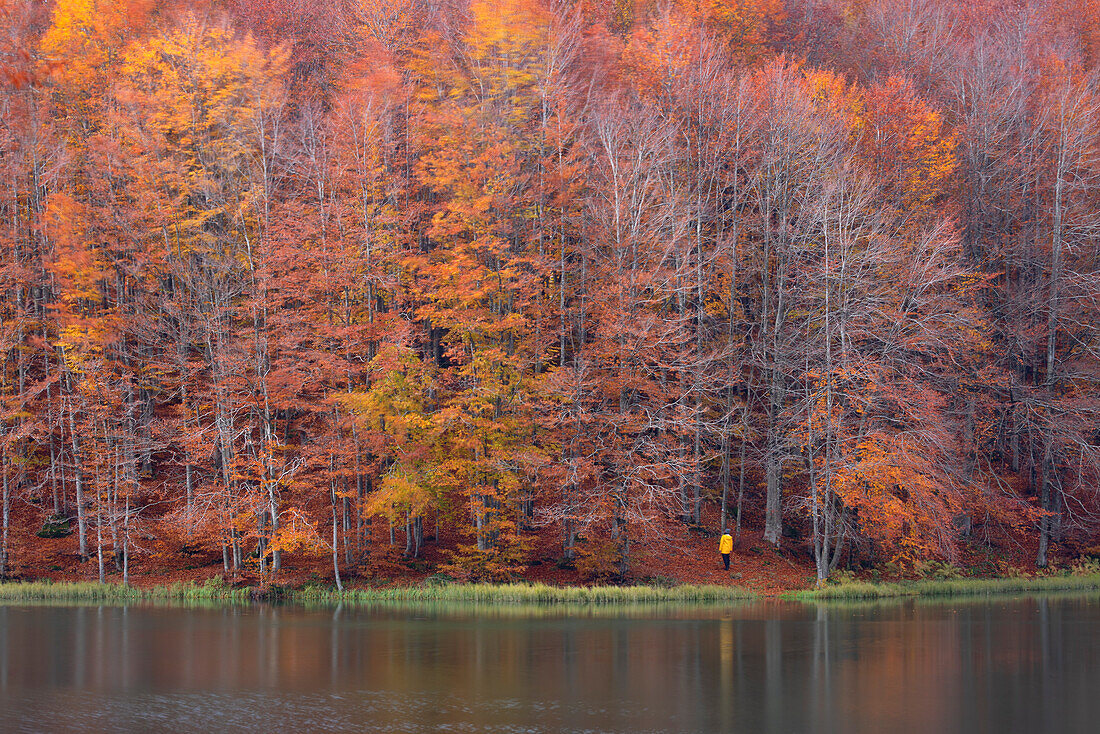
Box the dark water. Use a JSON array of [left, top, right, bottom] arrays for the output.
[[1, 595, 1098, 733]]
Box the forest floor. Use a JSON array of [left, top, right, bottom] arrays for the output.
[[2, 498, 1075, 597], [10, 523, 814, 596]]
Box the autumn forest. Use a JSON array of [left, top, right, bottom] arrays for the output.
[[1, 0, 1099, 589]]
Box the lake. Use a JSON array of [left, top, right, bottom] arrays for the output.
[[1, 595, 1098, 732]]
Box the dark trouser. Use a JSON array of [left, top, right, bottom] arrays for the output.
[[722, 553, 730, 571]]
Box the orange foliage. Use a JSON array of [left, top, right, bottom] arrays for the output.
[[1, 0, 1098, 587]]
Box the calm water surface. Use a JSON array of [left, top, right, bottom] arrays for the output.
[[1, 595, 1098, 733]]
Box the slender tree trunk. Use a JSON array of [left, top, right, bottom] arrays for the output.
[[342, 493, 351, 566], [736, 405, 748, 543], [1038, 428, 1053, 568], [184, 463, 193, 528], [49, 432, 59, 515], [96, 504, 105, 584], [1, 447, 9, 578], [68, 400, 87, 558], [719, 431, 730, 535], [111, 439, 121, 572], [122, 463, 130, 586], [763, 370, 785, 546], [258, 511, 267, 577], [1038, 129, 1066, 568], [331, 465, 343, 592], [46, 371, 60, 515]]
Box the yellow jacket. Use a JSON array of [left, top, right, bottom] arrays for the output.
[[719, 533, 733, 554]]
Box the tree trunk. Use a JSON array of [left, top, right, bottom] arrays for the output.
[[69, 401, 87, 558], [96, 506, 105, 584], [1037, 429, 1052, 568], [331, 472, 343, 592], [763, 372, 784, 546], [1, 448, 9, 578]]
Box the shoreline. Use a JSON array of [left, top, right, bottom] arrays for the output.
[[2, 574, 1100, 607], [0, 579, 755, 606], [787, 574, 1100, 601]]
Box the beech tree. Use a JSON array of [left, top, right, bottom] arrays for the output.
[[1030, 54, 1100, 566]]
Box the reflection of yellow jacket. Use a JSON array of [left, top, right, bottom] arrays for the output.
[[719, 534, 733, 554]]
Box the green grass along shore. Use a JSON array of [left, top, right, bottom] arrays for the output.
[[788, 574, 1100, 601], [0, 579, 754, 606], [3, 574, 1100, 607]]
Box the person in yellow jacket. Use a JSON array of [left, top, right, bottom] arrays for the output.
[[719, 529, 733, 571]]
